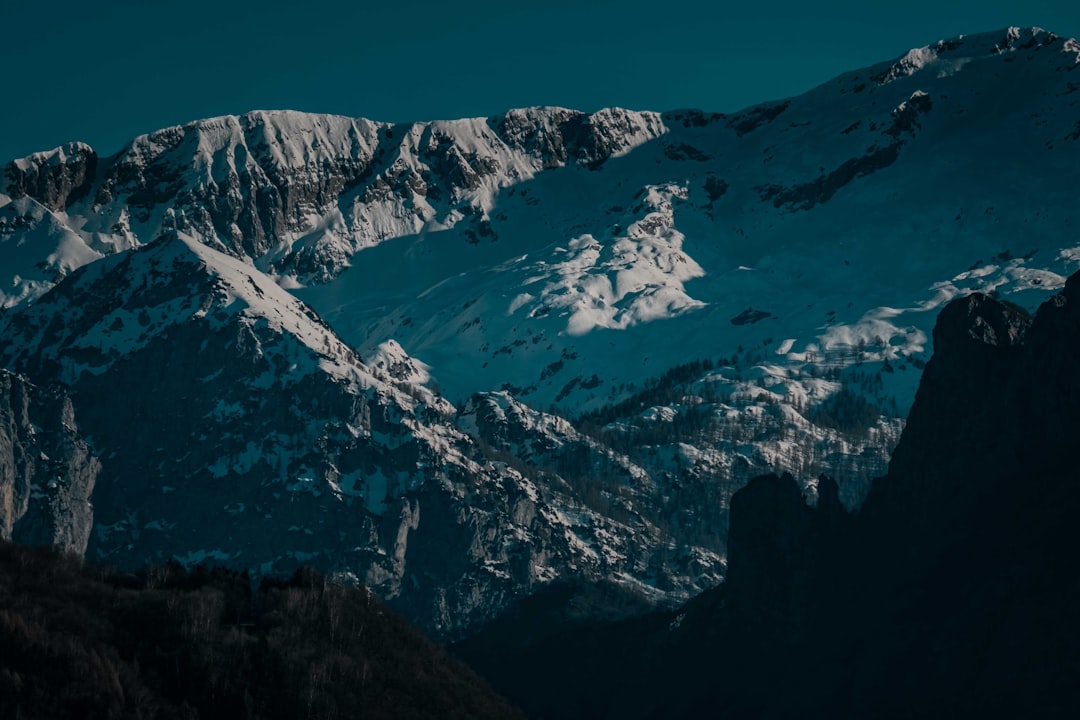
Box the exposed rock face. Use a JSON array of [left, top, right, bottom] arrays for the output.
[[723, 473, 817, 635], [4, 142, 98, 212], [0, 234, 723, 638], [683, 272, 1080, 716], [0, 370, 99, 551], [456, 272, 1080, 718], [861, 291, 1036, 538], [490, 106, 665, 170], [96, 112, 386, 268], [1, 107, 667, 295], [2, 25, 1079, 647]]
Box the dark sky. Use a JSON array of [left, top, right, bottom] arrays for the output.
[[2, 1, 1077, 162]]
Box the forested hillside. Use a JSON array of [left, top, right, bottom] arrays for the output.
[[0, 542, 522, 719]]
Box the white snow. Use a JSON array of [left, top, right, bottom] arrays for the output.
[[1, 26, 1079, 616], [880, 46, 939, 84]]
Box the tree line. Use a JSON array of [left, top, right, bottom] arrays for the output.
[[0, 541, 522, 720]]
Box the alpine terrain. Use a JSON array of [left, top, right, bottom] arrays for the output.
[[1, 26, 1079, 637], [456, 264, 1080, 719]]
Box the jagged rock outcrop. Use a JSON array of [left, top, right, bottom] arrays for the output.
[[723, 473, 834, 637], [0, 370, 99, 551], [3, 25, 1080, 648], [859, 291, 1036, 543], [2, 107, 667, 298], [4, 142, 98, 212], [456, 271, 1080, 718], [0, 233, 722, 638], [680, 271, 1080, 717]]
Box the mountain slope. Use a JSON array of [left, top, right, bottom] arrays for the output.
[[1, 106, 664, 303], [6, 28, 1079, 416], [682, 270, 1080, 718], [456, 269, 1080, 719], [0, 232, 722, 636], [0, 541, 524, 719], [2, 25, 1080, 638]]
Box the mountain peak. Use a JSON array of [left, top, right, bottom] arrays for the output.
[[873, 26, 1078, 85], [4, 140, 98, 213], [9, 141, 95, 172], [3, 27, 1080, 638], [0, 229, 375, 390]]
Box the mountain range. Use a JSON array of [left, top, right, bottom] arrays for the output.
[[456, 266, 1080, 718], [2, 25, 1079, 639]]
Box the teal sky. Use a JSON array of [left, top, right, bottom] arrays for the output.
[[1, 0, 1077, 162]]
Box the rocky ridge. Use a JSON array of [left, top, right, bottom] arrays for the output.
[[0, 370, 99, 552], [456, 269, 1080, 719], [694, 270, 1080, 717], [2, 106, 665, 301], [0, 232, 722, 637], [2, 26, 1080, 638]]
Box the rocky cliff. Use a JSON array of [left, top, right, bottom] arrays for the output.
[[680, 271, 1080, 717], [3, 26, 1080, 642], [0, 232, 725, 637], [457, 270, 1080, 718], [4, 142, 98, 212], [0, 370, 99, 552]]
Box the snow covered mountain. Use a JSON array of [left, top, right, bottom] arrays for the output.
[[0, 230, 722, 635], [456, 269, 1080, 719], [2, 26, 1079, 635]]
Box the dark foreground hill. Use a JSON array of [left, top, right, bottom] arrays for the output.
[[0, 543, 522, 720], [457, 270, 1080, 718]]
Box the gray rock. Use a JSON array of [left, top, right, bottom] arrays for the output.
[[0, 370, 99, 552], [4, 142, 98, 212]]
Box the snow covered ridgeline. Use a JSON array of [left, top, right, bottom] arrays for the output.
[[294, 26, 1080, 417], [1, 106, 667, 308], [0, 231, 729, 637], [1, 26, 1080, 635]]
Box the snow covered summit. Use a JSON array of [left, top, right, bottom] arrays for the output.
[[2, 26, 1079, 636]]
